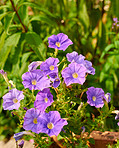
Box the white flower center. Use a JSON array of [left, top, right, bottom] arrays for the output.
[[72, 72, 78, 78], [13, 98, 18, 104], [44, 98, 48, 103], [32, 79, 37, 85], [49, 65, 54, 71], [47, 122, 54, 129], [33, 118, 37, 124], [56, 42, 60, 47], [92, 96, 96, 101]]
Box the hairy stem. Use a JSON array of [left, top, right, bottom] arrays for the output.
[[10, 0, 28, 32]]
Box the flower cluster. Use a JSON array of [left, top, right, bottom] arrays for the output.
[[1, 33, 112, 145], [112, 17, 119, 29]]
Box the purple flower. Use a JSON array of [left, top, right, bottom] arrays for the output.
[[40, 57, 59, 75], [48, 33, 73, 51], [113, 17, 118, 23], [66, 52, 85, 63], [28, 61, 42, 72], [86, 87, 105, 108], [115, 113, 119, 120], [39, 111, 68, 136], [18, 140, 24, 148], [3, 88, 24, 110], [61, 62, 87, 86], [66, 52, 95, 75], [84, 60, 95, 75], [104, 93, 111, 103], [117, 122, 119, 126], [49, 73, 60, 88], [22, 70, 51, 90], [23, 108, 42, 134], [13, 131, 26, 141], [0, 69, 7, 75], [34, 88, 54, 112]]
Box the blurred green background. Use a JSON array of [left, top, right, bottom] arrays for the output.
[[0, 0, 119, 140]]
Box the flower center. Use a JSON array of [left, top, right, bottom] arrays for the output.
[[49, 65, 54, 71], [33, 118, 37, 124], [13, 98, 18, 104], [56, 42, 60, 47], [55, 79, 59, 81], [72, 73, 78, 78], [92, 96, 96, 101], [44, 98, 48, 103], [32, 79, 37, 85], [47, 122, 54, 129]]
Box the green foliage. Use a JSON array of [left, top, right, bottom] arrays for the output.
[[0, 0, 119, 146]]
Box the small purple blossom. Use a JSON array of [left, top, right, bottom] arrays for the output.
[[23, 107, 28, 111], [0, 69, 7, 75], [39, 111, 68, 136], [34, 88, 54, 112], [113, 17, 118, 23], [13, 131, 26, 141], [40, 57, 59, 75], [81, 126, 85, 134], [61, 62, 87, 86], [84, 60, 95, 75], [49, 73, 60, 88], [66, 52, 85, 63], [86, 87, 105, 108], [104, 93, 111, 103], [22, 70, 51, 90], [115, 113, 119, 120], [18, 140, 24, 148], [23, 108, 42, 134], [3, 88, 24, 110], [28, 61, 42, 72], [48, 33, 73, 51]]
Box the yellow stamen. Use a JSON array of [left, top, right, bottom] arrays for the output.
[[49, 65, 54, 71], [13, 98, 18, 104], [33, 118, 37, 124], [56, 42, 60, 47], [47, 122, 54, 129], [44, 98, 48, 103], [32, 80, 37, 85], [92, 96, 96, 101], [72, 73, 78, 78], [55, 79, 59, 81]]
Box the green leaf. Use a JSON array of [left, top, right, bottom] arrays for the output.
[[0, 5, 9, 10], [111, 0, 119, 18], [18, 2, 56, 18], [114, 41, 119, 49], [0, 12, 9, 21], [25, 32, 44, 60], [100, 44, 115, 59], [79, 0, 89, 31], [0, 31, 7, 52], [0, 32, 21, 68], [0, 46, 12, 69], [25, 32, 42, 47], [5, 32, 21, 47], [4, 12, 15, 34], [30, 15, 57, 26]]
